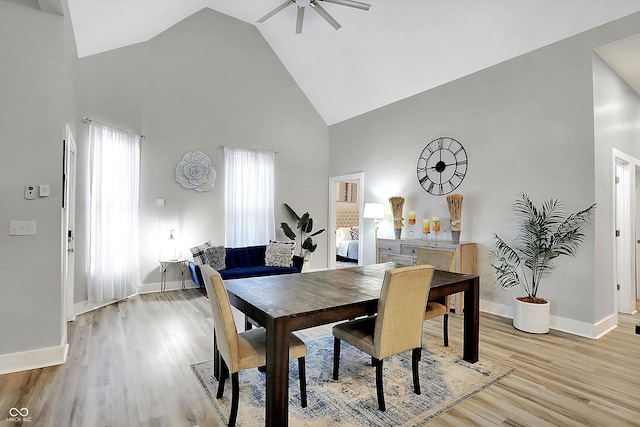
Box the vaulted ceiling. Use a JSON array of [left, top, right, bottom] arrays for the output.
[[65, 0, 640, 125]]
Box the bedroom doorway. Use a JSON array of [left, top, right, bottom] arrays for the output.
[[328, 172, 364, 270], [613, 149, 639, 315]]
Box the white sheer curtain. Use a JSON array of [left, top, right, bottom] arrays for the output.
[[88, 121, 141, 303], [224, 147, 275, 246]]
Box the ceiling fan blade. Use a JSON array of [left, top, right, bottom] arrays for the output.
[[257, 0, 294, 23], [320, 0, 371, 11], [310, 0, 341, 30], [295, 6, 305, 34]]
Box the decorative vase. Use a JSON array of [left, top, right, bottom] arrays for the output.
[[389, 196, 405, 241], [512, 297, 550, 333], [451, 230, 460, 244]]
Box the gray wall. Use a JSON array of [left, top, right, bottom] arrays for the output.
[[329, 12, 640, 328], [71, 8, 329, 302], [0, 1, 64, 354], [0, 4, 329, 365]]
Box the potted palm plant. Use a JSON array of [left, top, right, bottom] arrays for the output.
[[489, 192, 596, 333], [281, 203, 326, 272]]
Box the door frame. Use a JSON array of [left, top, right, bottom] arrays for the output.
[[636, 164, 640, 307], [613, 148, 638, 314], [328, 172, 364, 270], [62, 124, 77, 327]]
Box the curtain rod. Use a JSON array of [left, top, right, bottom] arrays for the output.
[[83, 117, 145, 139], [218, 145, 278, 154]]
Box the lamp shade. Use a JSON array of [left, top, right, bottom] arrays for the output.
[[163, 229, 178, 260], [363, 203, 384, 219]]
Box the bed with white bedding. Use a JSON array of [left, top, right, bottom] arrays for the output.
[[336, 226, 359, 262], [335, 209, 359, 262]]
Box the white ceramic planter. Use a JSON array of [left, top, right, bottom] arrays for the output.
[[512, 297, 550, 334]]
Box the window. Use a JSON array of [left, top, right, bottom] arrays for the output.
[[224, 148, 275, 246], [88, 121, 141, 302]]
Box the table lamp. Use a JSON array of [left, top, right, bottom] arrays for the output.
[[363, 202, 384, 262], [166, 229, 178, 260]]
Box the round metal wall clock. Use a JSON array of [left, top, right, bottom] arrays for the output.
[[416, 136, 468, 195]]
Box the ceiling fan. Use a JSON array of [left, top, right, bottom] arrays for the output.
[[257, 0, 371, 34]]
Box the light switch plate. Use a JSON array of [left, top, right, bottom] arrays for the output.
[[9, 220, 36, 235], [39, 185, 50, 197]]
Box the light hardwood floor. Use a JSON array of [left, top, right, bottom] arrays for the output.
[[1, 289, 639, 426]]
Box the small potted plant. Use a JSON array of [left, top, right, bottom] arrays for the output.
[[489, 192, 596, 333], [281, 203, 326, 272]]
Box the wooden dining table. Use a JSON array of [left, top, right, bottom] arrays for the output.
[[224, 262, 480, 427]]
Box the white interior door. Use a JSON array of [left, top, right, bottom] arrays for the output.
[[63, 124, 77, 322]]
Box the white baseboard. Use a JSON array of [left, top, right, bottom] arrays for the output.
[[550, 315, 597, 339], [74, 297, 129, 317], [479, 299, 605, 339], [136, 280, 199, 294], [0, 342, 68, 375], [592, 313, 618, 339]]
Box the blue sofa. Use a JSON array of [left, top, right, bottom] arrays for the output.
[[189, 245, 300, 287]]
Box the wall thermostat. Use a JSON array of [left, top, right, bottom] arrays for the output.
[[25, 186, 36, 200]]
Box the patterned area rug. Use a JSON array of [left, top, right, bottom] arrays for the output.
[[191, 333, 514, 426]]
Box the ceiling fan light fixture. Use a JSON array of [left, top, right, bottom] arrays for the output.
[[257, 0, 294, 23], [257, 0, 370, 34], [310, 0, 342, 30], [296, 6, 305, 34]]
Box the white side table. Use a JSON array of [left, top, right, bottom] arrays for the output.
[[159, 258, 189, 292]]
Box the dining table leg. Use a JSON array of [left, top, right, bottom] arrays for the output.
[[463, 276, 480, 363], [265, 317, 290, 427]]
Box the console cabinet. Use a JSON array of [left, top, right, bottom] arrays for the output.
[[377, 238, 477, 312]]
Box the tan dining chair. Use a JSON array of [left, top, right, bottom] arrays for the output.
[[331, 264, 435, 411], [416, 248, 456, 347], [200, 265, 308, 427]]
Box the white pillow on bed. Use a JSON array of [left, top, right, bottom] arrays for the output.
[[336, 227, 353, 243]]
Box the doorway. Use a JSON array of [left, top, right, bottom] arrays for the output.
[[62, 124, 77, 327], [328, 172, 364, 270], [636, 164, 640, 311], [614, 149, 638, 314]]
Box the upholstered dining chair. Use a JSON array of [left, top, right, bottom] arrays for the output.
[[200, 265, 308, 427], [332, 264, 435, 411], [416, 248, 456, 347]]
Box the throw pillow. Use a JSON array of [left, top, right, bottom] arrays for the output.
[[190, 241, 212, 266], [336, 227, 352, 242], [248, 246, 267, 267], [205, 245, 226, 271], [350, 226, 359, 240], [265, 241, 295, 267], [233, 248, 251, 268]]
